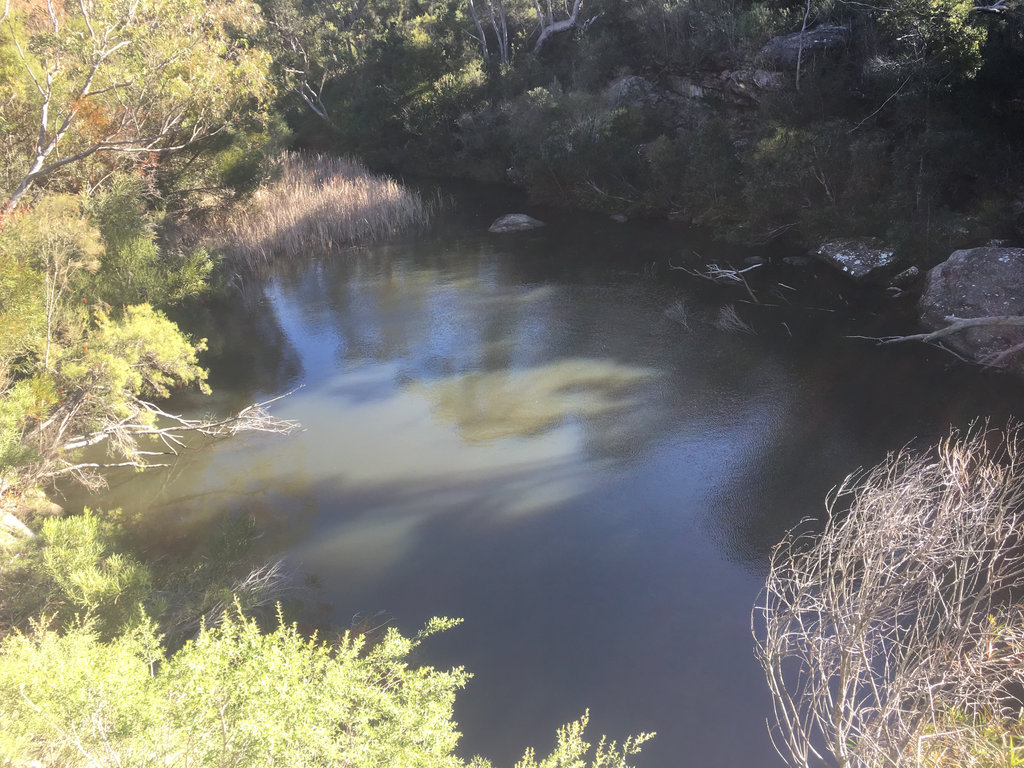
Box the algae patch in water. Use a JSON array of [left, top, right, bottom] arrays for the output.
[[411, 357, 661, 442]]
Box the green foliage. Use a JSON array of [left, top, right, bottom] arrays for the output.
[[0, 502, 651, 768], [502, 86, 650, 207], [0, 210, 51, 390], [0, 509, 152, 638], [1, 0, 274, 205], [1, 196, 104, 281], [0, 185, 215, 490], [514, 713, 654, 768], [644, 121, 743, 225], [0, 607, 651, 768], [619, 0, 799, 71], [63, 304, 210, 405], [39, 512, 152, 635], [88, 175, 216, 308], [0, 378, 43, 474], [0, 251, 43, 368], [877, 0, 988, 81]]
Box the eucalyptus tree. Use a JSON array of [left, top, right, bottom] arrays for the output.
[[1, 0, 273, 210], [260, 0, 374, 121]]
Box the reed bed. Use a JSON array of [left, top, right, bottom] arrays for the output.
[[213, 153, 433, 268]]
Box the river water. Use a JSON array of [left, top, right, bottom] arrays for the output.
[[64, 190, 1024, 767]]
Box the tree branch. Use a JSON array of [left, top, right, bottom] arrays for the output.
[[533, 0, 584, 54], [863, 315, 1024, 345]]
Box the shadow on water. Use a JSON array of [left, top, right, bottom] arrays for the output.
[[61, 185, 1024, 768]]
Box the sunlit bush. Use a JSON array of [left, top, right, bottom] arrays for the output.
[[0, 609, 653, 768]]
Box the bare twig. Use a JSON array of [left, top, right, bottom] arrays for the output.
[[670, 261, 763, 304]]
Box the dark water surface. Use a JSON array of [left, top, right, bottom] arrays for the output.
[[67, 194, 1024, 767]]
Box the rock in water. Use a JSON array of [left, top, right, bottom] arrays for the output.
[[920, 247, 1024, 374], [488, 214, 545, 233], [815, 238, 896, 283]]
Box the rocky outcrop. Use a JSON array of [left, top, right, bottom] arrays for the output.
[[761, 26, 850, 68], [919, 246, 1024, 373], [488, 214, 545, 233], [668, 69, 786, 106], [603, 75, 668, 110], [815, 238, 896, 282]]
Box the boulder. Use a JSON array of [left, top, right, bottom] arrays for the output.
[[488, 214, 545, 233], [815, 238, 896, 282], [603, 76, 695, 124], [919, 247, 1024, 372], [668, 69, 786, 106], [761, 25, 850, 68], [603, 75, 668, 110]]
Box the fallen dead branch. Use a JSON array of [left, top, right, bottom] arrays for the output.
[[670, 260, 762, 304], [864, 315, 1024, 346], [850, 315, 1024, 369], [39, 389, 300, 491]]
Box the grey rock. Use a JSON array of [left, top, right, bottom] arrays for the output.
[[603, 76, 667, 109], [668, 69, 787, 106], [761, 25, 851, 68], [610, 213, 628, 224], [920, 247, 1024, 373], [889, 265, 920, 289], [488, 214, 545, 233], [816, 238, 896, 282]]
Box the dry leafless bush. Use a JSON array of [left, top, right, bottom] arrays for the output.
[[210, 152, 433, 269], [664, 299, 692, 330], [755, 426, 1024, 768], [715, 303, 756, 334]]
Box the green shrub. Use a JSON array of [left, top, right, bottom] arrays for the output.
[[39, 512, 152, 636], [0, 610, 653, 768], [503, 86, 650, 207], [0, 510, 152, 639], [89, 175, 216, 309]]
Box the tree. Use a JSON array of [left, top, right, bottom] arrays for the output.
[[467, 0, 511, 65], [1, 0, 273, 210], [532, 0, 587, 54], [260, 0, 371, 122]]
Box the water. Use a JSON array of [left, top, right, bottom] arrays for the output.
[[64, 193, 1024, 767]]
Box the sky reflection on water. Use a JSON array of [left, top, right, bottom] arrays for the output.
[[64, 208, 1024, 768]]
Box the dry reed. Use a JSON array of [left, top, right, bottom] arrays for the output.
[[212, 153, 433, 268]]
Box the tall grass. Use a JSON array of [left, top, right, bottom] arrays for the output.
[[213, 153, 433, 268]]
